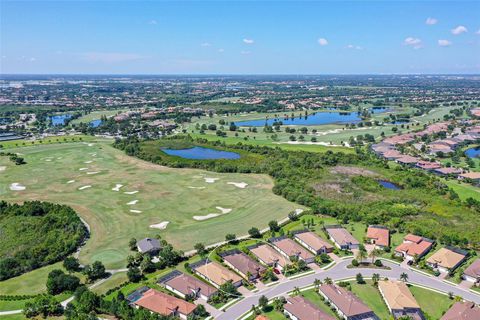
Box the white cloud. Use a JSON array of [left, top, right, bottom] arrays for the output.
[[317, 38, 328, 46], [438, 39, 452, 47], [451, 25, 468, 35], [243, 38, 254, 44], [425, 17, 438, 25], [346, 44, 362, 50], [80, 52, 145, 63], [403, 37, 423, 49], [240, 50, 251, 55], [148, 20, 158, 25], [218, 48, 225, 53], [476, 29, 480, 35], [29, 57, 36, 62], [200, 42, 211, 47]]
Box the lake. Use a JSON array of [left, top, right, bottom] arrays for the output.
[[90, 119, 102, 127], [162, 146, 241, 160], [465, 147, 480, 158], [234, 109, 387, 127], [379, 180, 401, 190], [50, 114, 72, 126]]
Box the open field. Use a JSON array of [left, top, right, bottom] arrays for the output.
[[70, 109, 127, 124], [0, 141, 302, 269]]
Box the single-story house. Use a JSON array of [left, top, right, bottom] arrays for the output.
[[220, 249, 266, 281], [378, 280, 425, 320], [269, 236, 315, 263], [318, 284, 379, 320], [248, 243, 289, 272], [293, 230, 334, 254], [426, 247, 468, 274], [433, 167, 463, 177], [395, 155, 419, 166], [459, 172, 480, 185], [463, 259, 480, 284], [136, 238, 161, 255], [394, 234, 434, 262], [133, 288, 197, 320], [366, 225, 390, 248], [158, 270, 218, 301], [284, 295, 335, 320], [324, 225, 360, 250], [415, 161, 442, 171], [382, 149, 404, 160], [440, 302, 480, 320], [190, 259, 243, 288]]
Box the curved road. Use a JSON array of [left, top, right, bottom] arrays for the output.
[[216, 258, 480, 320]]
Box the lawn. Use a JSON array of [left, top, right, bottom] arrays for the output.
[[0, 141, 302, 269], [444, 179, 480, 201], [91, 272, 129, 295], [70, 109, 127, 125], [409, 285, 453, 319], [348, 281, 390, 320], [300, 289, 338, 318], [247, 308, 287, 320]]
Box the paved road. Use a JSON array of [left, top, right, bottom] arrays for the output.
[[216, 258, 480, 320]]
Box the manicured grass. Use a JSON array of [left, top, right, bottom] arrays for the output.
[[247, 308, 287, 320], [348, 281, 390, 320], [445, 179, 480, 201], [409, 285, 453, 319], [300, 289, 338, 318], [91, 272, 129, 295], [0, 262, 64, 295], [0, 135, 95, 149], [0, 314, 27, 320], [1, 141, 302, 269], [0, 299, 34, 312], [70, 109, 127, 124]]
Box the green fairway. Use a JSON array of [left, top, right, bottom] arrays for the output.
[[409, 285, 453, 319], [444, 179, 480, 201], [0, 141, 301, 269], [70, 109, 127, 124], [0, 262, 64, 295]]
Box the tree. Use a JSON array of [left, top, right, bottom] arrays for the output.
[[63, 256, 80, 273], [400, 272, 409, 282], [24, 294, 63, 318], [83, 261, 106, 282], [140, 255, 155, 273], [128, 238, 137, 251], [225, 233, 236, 243], [194, 243, 207, 256], [324, 277, 333, 284], [314, 278, 322, 290], [372, 273, 380, 285], [248, 227, 261, 238], [356, 249, 367, 263], [272, 297, 285, 311], [258, 295, 269, 312], [369, 248, 382, 264], [127, 266, 142, 283], [268, 220, 279, 233], [46, 269, 80, 295], [356, 273, 365, 284]]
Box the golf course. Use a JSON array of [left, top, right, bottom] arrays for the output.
[[0, 140, 301, 269]]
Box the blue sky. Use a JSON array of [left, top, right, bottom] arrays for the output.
[[1, 1, 479, 74]]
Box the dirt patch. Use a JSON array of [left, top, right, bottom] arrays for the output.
[[330, 166, 379, 177]]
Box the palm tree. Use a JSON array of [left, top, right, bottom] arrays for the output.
[[314, 278, 322, 290], [293, 286, 301, 296], [356, 249, 367, 263], [324, 277, 333, 285], [400, 272, 409, 282], [372, 273, 380, 285], [369, 248, 382, 264]]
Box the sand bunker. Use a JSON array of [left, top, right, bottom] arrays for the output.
[[79, 167, 88, 171], [78, 185, 92, 190], [9, 183, 26, 191], [86, 171, 99, 175], [84, 160, 93, 164], [112, 184, 123, 191], [67, 180, 75, 184], [127, 200, 138, 205], [0, 166, 6, 172], [87, 143, 94, 147], [193, 206, 232, 221], [188, 186, 206, 189], [150, 221, 169, 230], [294, 208, 304, 215], [91, 153, 97, 157], [130, 209, 142, 213], [216, 206, 232, 214], [124, 190, 139, 195], [227, 182, 248, 189], [45, 159, 52, 162], [204, 177, 219, 183]]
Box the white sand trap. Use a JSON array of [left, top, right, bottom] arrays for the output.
[[45, 159, 52, 162], [91, 153, 97, 157], [295, 208, 304, 215], [127, 200, 138, 205], [112, 184, 123, 191], [193, 213, 220, 221], [86, 171, 99, 175], [150, 221, 169, 230], [216, 206, 232, 214], [130, 209, 142, 213], [0, 166, 6, 172], [124, 190, 138, 195], [79, 167, 88, 171], [87, 143, 94, 147], [84, 160, 93, 164], [57, 157, 63, 160], [10, 183, 26, 191], [67, 180, 75, 184], [188, 186, 206, 189], [78, 185, 92, 190], [227, 182, 248, 189], [204, 177, 219, 183]]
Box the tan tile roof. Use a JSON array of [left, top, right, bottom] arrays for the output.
[[285, 296, 335, 320], [463, 259, 480, 279], [366, 226, 390, 247], [134, 289, 196, 316], [271, 238, 314, 261], [163, 272, 217, 298], [250, 244, 289, 267], [194, 261, 242, 286], [441, 302, 480, 320], [319, 284, 373, 317], [459, 172, 480, 179], [378, 280, 420, 310], [427, 248, 466, 269], [294, 231, 334, 252], [326, 227, 359, 247], [223, 252, 266, 277]]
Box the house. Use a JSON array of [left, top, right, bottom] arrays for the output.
[[220, 249, 266, 281], [255, 316, 270, 320], [283, 295, 335, 320], [269, 236, 315, 263], [415, 161, 442, 171], [318, 284, 379, 320], [293, 230, 334, 254], [190, 259, 242, 288], [428, 143, 453, 155], [395, 155, 419, 166], [378, 280, 425, 320], [426, 247, 468, 274], [463, 259, 480, 284], [382, 149, 404, 160], [433, 167, 463, 177], [440, 302, 480, 320], [394, 234, 434, 262], [248, 243, 289, 272], [459, 172, 480, 185], [366, 225, 390, 248], [133, 288, 197, 320], [158, 270, 218, 301], [324, 225, 360, 250], [136, 238, 161, 254]]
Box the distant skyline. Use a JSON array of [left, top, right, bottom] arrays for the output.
[[1, 1, 479, 74]]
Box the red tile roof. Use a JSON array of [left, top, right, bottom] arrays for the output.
[[134, 289, 196, 317], [366, 226, 390, 247]]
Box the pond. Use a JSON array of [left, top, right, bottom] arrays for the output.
[[90, 119, 102, 128], [465, 147, 480, 158], [50, 114, 72, 126], [162, 146, 241, 160], [379, 180, 401, 190]]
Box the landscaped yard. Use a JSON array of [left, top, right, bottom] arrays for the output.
[[348, 281, 390, 319], [299, 289, 338, 318], [409, 285, 454, 319]]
